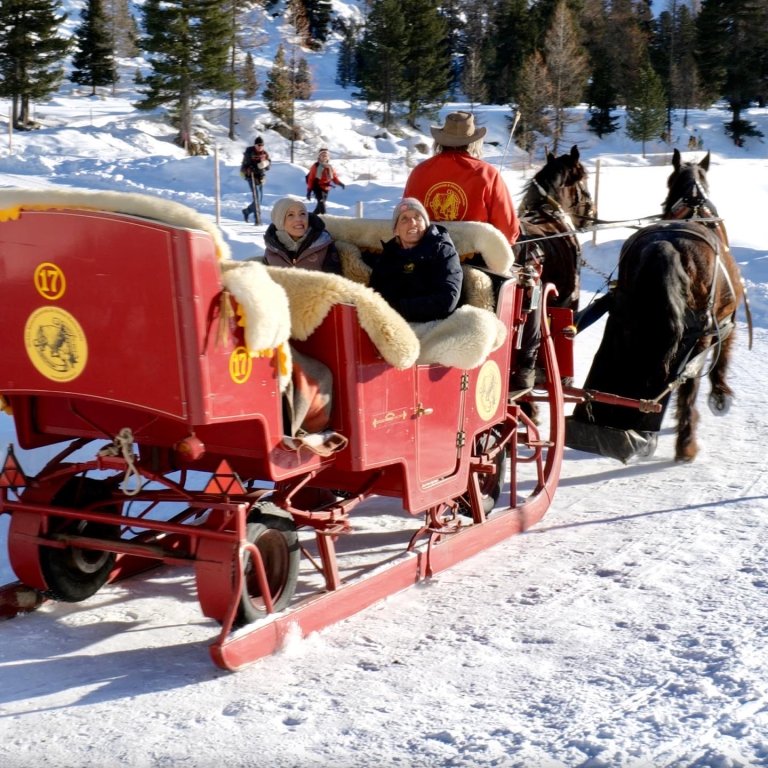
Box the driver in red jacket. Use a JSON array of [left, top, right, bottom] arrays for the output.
[[403, 111, 520, 245], [404, 111, 535, 394]]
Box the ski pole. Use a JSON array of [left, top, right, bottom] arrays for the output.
[[499, 111, 520, 169]]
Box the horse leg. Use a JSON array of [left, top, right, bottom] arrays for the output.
[[707, 330, 736, 415], [675, 376, 700, 462]]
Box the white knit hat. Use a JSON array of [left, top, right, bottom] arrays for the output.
[[392, 198, 430, 230], [271, 196, 307, 230]]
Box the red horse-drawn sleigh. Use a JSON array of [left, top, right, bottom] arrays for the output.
[[0, 180, 665, 670]]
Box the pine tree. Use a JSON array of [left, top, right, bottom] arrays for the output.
[[402, 0, 451, 126], [543, 0, 588, 153], [335, 20, 360, 88], [625, 62, 667, 156], [295, 58, 313, 100], [263, 44, 293, 127], [461, 48, 488, 110], [136, 0, 238, 152], [0, 0, 70, 129], [598, 0, 653, 105], [439, 0, 466, 95], [458, 3, 488, 107], [356, 0, 407, 128], [104, 0, 138, 58], [515, 50, 553, 157], [587, 56, 620, 137], [696, 0, 768, 144], [222, 0, 261, 140], [486, 0, 536, 104], [241, 52, 259, 99], [71, 0, 118, 96]]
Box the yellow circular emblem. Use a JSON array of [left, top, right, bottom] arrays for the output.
[[475, 360, 502, 421], [229, 346, 253, 384], [424, 182, 469, 222], [33, 262, 66, 301], [24, 307, 88, 382]]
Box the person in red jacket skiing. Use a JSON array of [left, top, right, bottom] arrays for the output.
[[305, 148, 345, 215]]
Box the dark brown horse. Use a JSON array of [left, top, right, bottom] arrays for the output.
[[567, 149, 746, 463], [518, 145, 594, 311]]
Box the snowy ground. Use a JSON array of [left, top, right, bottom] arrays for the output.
[[1, 37, 767, 768]]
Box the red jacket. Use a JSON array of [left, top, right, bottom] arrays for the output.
[[403, 151, 520, 245], [306, 162, 343, 193]]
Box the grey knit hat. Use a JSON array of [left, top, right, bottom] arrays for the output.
[[271, 196, 307, 230], [392, 197, 430, 230]]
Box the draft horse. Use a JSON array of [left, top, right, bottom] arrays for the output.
[[517, 145, 594, 311], [567, 149, 746, 463]]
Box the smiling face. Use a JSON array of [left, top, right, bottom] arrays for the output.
[[283, 203, 309, 239], [395, 209, 427, 247]]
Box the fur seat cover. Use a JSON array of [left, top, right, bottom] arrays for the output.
[[322, 215, 515, 274], [224, 215, 510, 372], [0, 188, 232, 261]]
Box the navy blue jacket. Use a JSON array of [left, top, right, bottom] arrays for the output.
[[365, 224, 463, 322]]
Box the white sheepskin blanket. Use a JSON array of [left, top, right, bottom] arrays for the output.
[[0, 188, 232, 261], [265, 266, 420, 369], [322, 215, 515, 275], [222, 260, 505, 371], [412, 306, 507, 367], [220, 261, 292, 353]]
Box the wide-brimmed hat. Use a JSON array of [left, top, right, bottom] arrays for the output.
[[430, 111, 486, 147]]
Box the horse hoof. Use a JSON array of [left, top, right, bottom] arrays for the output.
[[708, 392, 732, 416]]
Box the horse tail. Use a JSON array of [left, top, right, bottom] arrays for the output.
[[626, 240, 690, 379]]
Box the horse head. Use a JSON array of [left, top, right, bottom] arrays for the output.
[[663, 149, 712, 218], [522, 145, 594, 227]]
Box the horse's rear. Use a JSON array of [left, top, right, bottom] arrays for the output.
[[567, 152, 744, 463]]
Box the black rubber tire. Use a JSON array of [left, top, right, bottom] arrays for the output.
[[39, 477, 120, 603], [236, 504, 300, 626]]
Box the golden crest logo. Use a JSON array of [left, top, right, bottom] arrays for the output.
[[229, 346, 253, 384], [424, 182, 468, 222], [33, 262, 66, 301], [475, 360, 502, 421], [24, 307, 87, 382]]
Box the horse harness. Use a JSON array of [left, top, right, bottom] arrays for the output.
[[517, 180, 583, 266], [618, 216, 736, 402]]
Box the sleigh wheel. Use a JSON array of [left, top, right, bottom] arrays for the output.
[[38, 477, 121, 602], [235, 503, 300, 626], [510, 310, 565, 527], [458, 426, 508, 518]]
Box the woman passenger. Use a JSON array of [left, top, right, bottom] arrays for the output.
[[263, 196, 342, 273]]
